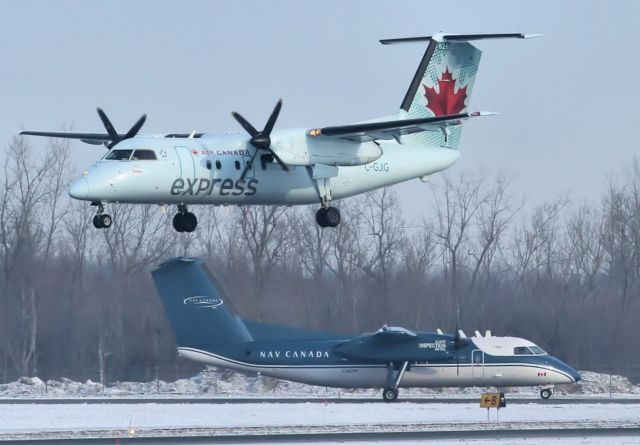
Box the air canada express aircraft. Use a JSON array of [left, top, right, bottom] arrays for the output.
[[21, 33, 539, 232], [152, 257, 580, 401]]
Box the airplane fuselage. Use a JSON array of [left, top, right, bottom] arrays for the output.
[[68, 133, 460, 206], [176, 334, 579, 390]]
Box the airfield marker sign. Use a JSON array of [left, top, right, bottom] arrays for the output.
[[480, 392, 506, 421]]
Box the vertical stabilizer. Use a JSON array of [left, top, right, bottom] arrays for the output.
[[381, 33, 535, 148], [151, 257, 252, 352]]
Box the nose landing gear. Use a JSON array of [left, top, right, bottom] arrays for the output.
[[173, 205, 197, 233], [91, 202, 112, 229]]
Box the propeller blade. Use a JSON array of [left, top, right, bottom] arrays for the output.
[[262, 98, 282, 136], [96, 108, 119, 144], [267, 148, 289, 172], [231, 112, 259, 137], [124, 114, 147, 140], [239, 148, 261, 182]]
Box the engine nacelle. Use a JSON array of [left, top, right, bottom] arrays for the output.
[[333, 334, 454, 363], [271, 129, 382, 166]]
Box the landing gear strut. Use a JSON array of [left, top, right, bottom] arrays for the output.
[[312, 170, 341, 228], [315, 206, 341, 228], [382, 361, 409, 402], [173, 205, 197, 233], [91, 202, 112, 229]]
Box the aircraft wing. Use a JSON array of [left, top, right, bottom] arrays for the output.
[[19, 131, 118, 145], [307, 111, 496, 142]]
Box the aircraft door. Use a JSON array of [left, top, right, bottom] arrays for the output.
[[173, 146, 196, 180], [471, 349, 484, 378]]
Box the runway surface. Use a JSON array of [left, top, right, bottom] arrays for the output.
[[0, 396, 638, 404], [1, 399, 639, 443]]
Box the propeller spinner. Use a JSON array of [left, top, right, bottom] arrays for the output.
[[232, 99, 289, 181]]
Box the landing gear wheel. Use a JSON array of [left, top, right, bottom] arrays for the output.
[[315, 206, 341, 228], [324, 207, 340, 227], [315, 208, 327, 226], [540, 388, 552, 399], [183, 212, 197, 232], [173, 213, 185, 232], [98, 214, 112, 229], [92, 213, 112, 229], [382, 387, 398, 402], [173, 211, 197, 233]]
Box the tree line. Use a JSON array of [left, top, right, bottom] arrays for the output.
[[1, 138, 639, 383]]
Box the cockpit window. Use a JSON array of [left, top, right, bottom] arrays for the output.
[[105, 150, 133, 161], [514, 346, 532, 355], [529, 346, 547, 355], [131, 149, 157, 160]]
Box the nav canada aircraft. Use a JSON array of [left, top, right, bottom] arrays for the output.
[[21, 32, 539, 232], [152, 257, 580, 401]]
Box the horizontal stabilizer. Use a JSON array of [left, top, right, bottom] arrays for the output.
[[380, 33, 542, 45], [308, 111, 496, 142]]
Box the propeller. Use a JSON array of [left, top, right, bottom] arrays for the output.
[[96, 107, 147, 149], [231, 99, 289, 181]]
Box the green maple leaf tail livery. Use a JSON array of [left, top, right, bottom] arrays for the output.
[[152, 257, 580, 401], [19, 32, 541, 232]]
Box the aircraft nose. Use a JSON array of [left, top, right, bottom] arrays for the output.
[[569, 367, 582, 383], [556, 359, 581, 383], [68, 178, 89, 199]]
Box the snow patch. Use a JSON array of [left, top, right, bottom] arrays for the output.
[[0, 369, 638, 399]]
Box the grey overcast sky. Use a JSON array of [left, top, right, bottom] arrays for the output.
[[0, 0, 638, 221]]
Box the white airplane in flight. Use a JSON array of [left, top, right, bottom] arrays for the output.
[[21, 33, 538, 232]]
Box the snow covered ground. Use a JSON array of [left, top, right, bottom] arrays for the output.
[[0, 370, 638, 443], [0, 369, 638, 399], [0, 401, 639, 442]]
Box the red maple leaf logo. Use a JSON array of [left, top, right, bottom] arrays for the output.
[[423, 67, 467, 116]]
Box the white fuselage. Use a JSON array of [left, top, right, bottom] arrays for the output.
[[69, 132, 460, 206]]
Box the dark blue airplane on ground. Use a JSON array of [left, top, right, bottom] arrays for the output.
[[152, 257, 580, 401]]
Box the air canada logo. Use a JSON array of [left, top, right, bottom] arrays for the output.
[[423, 67, 467, 116], [183, 296, 223, 310]]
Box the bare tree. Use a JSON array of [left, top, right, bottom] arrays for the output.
[[236, 205, 288, 319], [432, 173, 483, 297], [509, 197, 568, 296], [564, 205, 606, 295], [325, 202, 364, 330], [356, 188, 406, 323], [466, 176, 518, 296]]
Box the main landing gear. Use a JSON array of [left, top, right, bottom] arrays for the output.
[[315, 206, 341, 228], [91, 202, 112, 229], [382, 361, 409, 402], [540, 387, 553, 399], [313, 171, 341, 228], [173, 205, 197, 233]]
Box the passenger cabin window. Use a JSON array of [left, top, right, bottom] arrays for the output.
[[513, 346, 533, 355], [235, 160, 240, 170], [216, 160, 222, 169], [105, 150, 133, 161], [131, 149, 157, 160]]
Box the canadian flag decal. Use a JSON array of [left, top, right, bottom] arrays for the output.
[[423, 67, 467, 116]]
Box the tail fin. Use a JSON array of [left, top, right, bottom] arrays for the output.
[[382, 33, 537, 148], [151, 257, 252, 352]]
